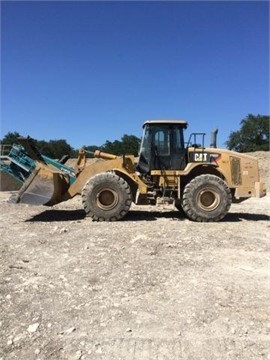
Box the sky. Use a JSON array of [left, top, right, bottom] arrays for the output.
[[1, 1, 269, 149]]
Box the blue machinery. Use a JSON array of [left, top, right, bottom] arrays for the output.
[[0, 142, 76, 187]]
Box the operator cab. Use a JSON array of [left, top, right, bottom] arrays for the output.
[[137, 120, 188, 174]]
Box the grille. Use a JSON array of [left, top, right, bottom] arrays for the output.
[[230, 156, 242, 185]]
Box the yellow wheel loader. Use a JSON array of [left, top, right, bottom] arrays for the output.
[[11, 120, 266, 222]]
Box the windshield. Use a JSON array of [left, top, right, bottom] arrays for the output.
[[137, 123, 186, 173]]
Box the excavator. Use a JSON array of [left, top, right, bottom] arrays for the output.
[[2, 120, 266, 222]]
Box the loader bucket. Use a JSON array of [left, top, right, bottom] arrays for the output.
[[12, 166, 70, 206]]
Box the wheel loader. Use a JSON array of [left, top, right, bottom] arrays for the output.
[[9, 120, 266, 222]]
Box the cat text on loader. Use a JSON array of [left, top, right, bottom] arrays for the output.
[[13, 120, 266, 222]]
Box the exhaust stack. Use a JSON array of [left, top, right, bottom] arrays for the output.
[[210, 128, 218, 148]]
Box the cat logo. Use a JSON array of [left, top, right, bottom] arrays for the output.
[[194, 153, 208, 162]]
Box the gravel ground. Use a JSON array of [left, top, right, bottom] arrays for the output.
[[0, 190, 269, 360]]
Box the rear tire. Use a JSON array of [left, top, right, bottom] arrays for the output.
[[82, 172, 132, 221], [182, 174, 232, 222]]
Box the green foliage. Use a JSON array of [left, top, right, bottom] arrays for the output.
[[1, 132, 140, 158], [48, 140, 74, 159], [101, 134, 140, 156], [28, 139, 75, 159], [82, 145, 99, 153], [226, 114, 269, 152], [121, 134, 141, 155], [1, 131, 22, 144], [1, 132, 76, 159]]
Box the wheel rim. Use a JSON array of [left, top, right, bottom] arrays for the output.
[[96, 188, 119, 210], [197, 188, 220, 211]]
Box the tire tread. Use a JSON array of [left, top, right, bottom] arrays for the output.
[[182, 174, 232, 222], [81, 172, 132, 221]]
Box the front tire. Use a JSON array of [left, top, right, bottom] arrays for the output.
[[82, 172, 132, 221], [182, 174, 232, 222], [174, 199, 186, 217]]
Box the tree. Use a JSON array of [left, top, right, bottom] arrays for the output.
[[225, 114, 269, 152], [101, 135, 140, 156], [1, 131, 141, 158], [1, 131, 22, 144], [121, 134, 141, 155], [101, 140, 122, 155], [0, 132, 76, 159], [82, 145, 99, 153], [42, 139, 75, 159]]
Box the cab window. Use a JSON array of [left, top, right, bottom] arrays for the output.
[[154, 128, 170, 155]]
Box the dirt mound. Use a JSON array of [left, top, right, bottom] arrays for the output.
[[66, 157, 98, 169], [0, 171, 22, 191], [246, 151, 269, 190]]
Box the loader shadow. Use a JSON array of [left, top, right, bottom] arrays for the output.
[[26, 209, 86, 222], [124, 211, 269, 222], [221, 212, 269, 222], [26, 209, 269, 223], [124, 210, 184, 221], [26, 209, 182, 222]]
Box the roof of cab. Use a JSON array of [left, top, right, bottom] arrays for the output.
[[143, 120, 188, 128]]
